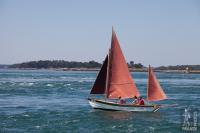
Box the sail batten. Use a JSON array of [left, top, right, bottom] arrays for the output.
[[147, 65, 167, 101], [109, 82, 135, 85]]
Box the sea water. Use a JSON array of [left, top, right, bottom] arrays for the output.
[[0, 69, 199, 133]]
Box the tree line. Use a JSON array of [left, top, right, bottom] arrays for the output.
[[9, 60, 102, 69], [5, 60, 200, 70], [9, 60, 144, 69], [156, 65, 200, 70]]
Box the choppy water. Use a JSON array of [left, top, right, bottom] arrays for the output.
[[0, 69, 199, 133]]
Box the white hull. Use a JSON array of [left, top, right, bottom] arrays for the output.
[[88, 99, 160, 112]]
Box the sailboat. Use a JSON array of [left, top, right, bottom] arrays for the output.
[[88, 29, 167, 112]]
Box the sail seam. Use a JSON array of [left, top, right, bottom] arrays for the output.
[[109, 82, 133, 85]]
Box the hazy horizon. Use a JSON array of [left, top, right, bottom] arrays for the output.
[[1, 0, 200, 67]]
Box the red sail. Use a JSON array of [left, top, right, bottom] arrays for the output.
[[106, 29, 140, 99], [90, 56, 108, 94], [147, 65, 167, 101]]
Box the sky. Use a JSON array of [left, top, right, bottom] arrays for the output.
[[0, 0, 200, 66]]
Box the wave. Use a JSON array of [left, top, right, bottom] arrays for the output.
[[46, 84, 53, 87], [19, 82, 34, 86], [64, 84, 71, 86], [23, 114, 30, 117]]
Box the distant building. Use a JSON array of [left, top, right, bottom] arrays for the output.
[[185, 67, 190, 74]]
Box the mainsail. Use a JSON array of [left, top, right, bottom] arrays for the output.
[[106, 29, 140, 98], [147, 65, 167, 101]]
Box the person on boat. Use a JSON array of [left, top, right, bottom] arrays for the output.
[[139, 96, 145, 105], [132, 96, 139, 105], [118, 96, 126, 104]]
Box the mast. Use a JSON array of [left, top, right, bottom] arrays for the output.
[[147, 65, 150, 101], [105, 49, 111, 98]]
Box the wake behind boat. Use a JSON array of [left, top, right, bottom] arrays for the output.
[[88, 28, 167, 112]]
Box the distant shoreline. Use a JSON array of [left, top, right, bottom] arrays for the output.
[[2, 67, 200, 74], [2, 60, 200, 74]]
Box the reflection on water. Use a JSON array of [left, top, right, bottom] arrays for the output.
[[91, 109, 164, 122], [92, 110, 134, 120]]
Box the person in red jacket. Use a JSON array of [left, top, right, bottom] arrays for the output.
[[139, 96, 145, 105]]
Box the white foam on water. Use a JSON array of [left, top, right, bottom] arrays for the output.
[[148, 126, 155, 132], [111, 126, 116, 129], [60, 76, 67, 79], [8, 116, 14, 118], [69, 88, 74, 90], [46, 84, 53, 87], [35, 126, 40, 129], [127, 124, 137, 132], [18, 82, 34, 86], [60, 77, 95, 82], [23, 114, 30, 117], [64, 121, 70, 124], [72, 119, 80, 123], [28, 83, 34, 86], [0, 81, 6, 83], [19, 82, 25, 86], [10, 82, 16, 86]]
